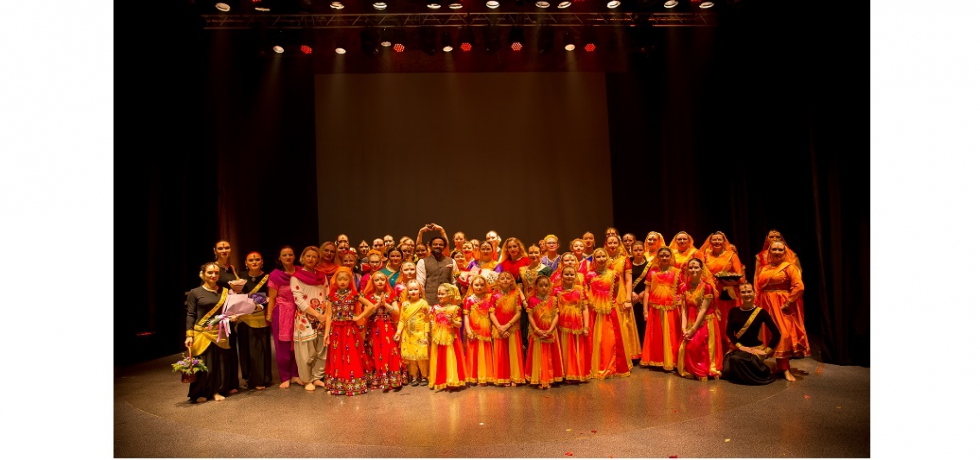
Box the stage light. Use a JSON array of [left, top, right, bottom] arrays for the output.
[[420, 27, 438, 55], [393, 43, 406, 52], [215, 2, 231, 12], [557, 1, 572, 8], [271, 29, 285, 54], [535, 1, 550, 7], [361, 28, 381, 57], [254, 0, 270, 13], [582, 25, 597, 52], [508, 26, 524, 51], [449, 2, 464, 9], [442, 31, 454, 52], [486, 0, 500, 7], [300, 27, 315, 55], [700, 1, 715, 7], [380, 28, 393, 47], [459, 26, 475, 52], [562, 30, 575, 51], [664, 0, 677, 8], [427, 2, 442, 9], [393, 27, 407, 52], [300, 45, 313, 54], [484, 25, 501, 54], [536, 27, 554, 54], [606, 0, 621, 7], [373, 2, 387, 10], [330, 1, 345, 9]]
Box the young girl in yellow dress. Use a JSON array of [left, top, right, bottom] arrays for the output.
[[394, 279, 430, 387], [490, 271, 526, 386], [525, 275, 564, 389], [585, 248, 631, 380], [428, 283, 467, 391]]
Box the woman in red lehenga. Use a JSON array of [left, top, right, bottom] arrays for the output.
[[490, 272, 526, 386], [676, 258, 723, 381], [524, 275, 564, 389], [754, 229, 806, 326], [640, 247, 683, 371], [463, 275, 497, 385], [585, 248, 631, 380], [428, 283, 467, 391], [360, 271, 403, 391], [323, 267, 378, 396], [755, 241, 809, 381], [699, 231, 745, 351], [554, 265, 591, 382]]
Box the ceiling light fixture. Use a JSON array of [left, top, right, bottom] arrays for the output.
[[486, 0, 500, 7], [606, 0, 621, 8], [558, 1, 572, 8], [535, 1, 551, 8], [664, 1, 677, 8], [373, 2, 387, 10], [215, 2, 231, 12], [508, 26, 525, 51], [330, 2, 345, 10]]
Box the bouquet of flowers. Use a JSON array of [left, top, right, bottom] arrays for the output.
[[249, 292, 268, 311], [205, 293, 257, 341], [172, 354, 208, 383]]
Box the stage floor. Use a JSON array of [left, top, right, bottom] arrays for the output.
[[114, 353, 869, 458]]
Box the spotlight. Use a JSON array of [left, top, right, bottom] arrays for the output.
[[335, 36, 348, 54], [449, 2, 464, 9], [535, 1, 550, 7], [700, 1, 715, 7], [582, 25, 597, 52], [558, 1, 572, 8], [508, 26, 524, 51], [562, 30, 575, 51], [300, 27, 315, 54], [664, 0, 677, 8], [442, 31, 454, 52], [536, 27, 554, 54], [606, 0, 621, 7], [483, 25, 501, 54], [420, 27, 438, 55], [427, 1, 442, 9], [361, 28, 381, 57], [373, 2, 387, 10], [271, 29, 285, 54], [330, 2, 345, 9], [300, 45, 313, 54], [486, 0, 500, 7], [272, 45, 285, 54], [393, 27, 407, 52], [215, 2, 231, 12], [380, 28, 393, 47], [393, 43, 406, 52], [459, 26, 475, 52]]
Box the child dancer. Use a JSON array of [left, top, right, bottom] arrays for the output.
[[525, 275, 564, 389], [585, 248, 631, 380], [429, 283, 468, 391], [555, 265, 591, 382], [394, 279, 430, 387], [361, 271, 404, 391], [324, 267, 377, 396], [640, 247, 683, 371], [463, 275, 497, 385], [490, 271, 526, 386]]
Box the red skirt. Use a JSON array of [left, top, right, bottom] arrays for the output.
[[429, 337, 467, 390], [492, 333, 526, 385], [366, 316, 403, 389], [525, 335, 564, 385], [326, 321, 369, 395], [677, 314, 723, 381], [640, 305, 681, 370], [464, 338, 495, 384]]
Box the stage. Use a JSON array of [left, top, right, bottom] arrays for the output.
[[114, 354, 869, 458]]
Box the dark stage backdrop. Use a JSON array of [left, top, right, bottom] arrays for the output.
[[117, 1, 868, 368], [313, 72, 614, 247]]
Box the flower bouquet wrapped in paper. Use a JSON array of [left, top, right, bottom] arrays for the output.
[[206, 293, 256, 341], [249, 292, 268, 311]]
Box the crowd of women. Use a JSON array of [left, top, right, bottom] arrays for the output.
[[184, 226, 810, 403]]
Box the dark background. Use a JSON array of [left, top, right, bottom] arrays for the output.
[[115, 0, 868, 368]]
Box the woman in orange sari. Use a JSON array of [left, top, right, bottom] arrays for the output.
[[643, 231, 666, 262], [585, 248, 631, 379], [755, 241, 809, 381], [676, 258, 723, 381], [754, 229, 805, 324], [668, 231, 705, 272], [640, 247, 682, 371], [603, 235, 640, 363], [699, 231, 745, 351]]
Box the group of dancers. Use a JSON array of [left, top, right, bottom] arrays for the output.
[[184, 225, 810, 403]]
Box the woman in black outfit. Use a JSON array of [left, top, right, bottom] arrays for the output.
[[723, 282, 782, 385]]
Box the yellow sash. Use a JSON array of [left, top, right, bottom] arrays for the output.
[[734, 307, 761, 340], [190, 288, 230, 356], [239, 274, 270, 328]]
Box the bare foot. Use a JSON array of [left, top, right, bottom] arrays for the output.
[[784, 370, 796, 382], [305, 383, 315, 391], [214, 393, 226, 401], [255, 386, 265, 391], [228, 388, 238, 395], [195, 397, 207, 404], [279, 381, 291, 389], [313, 379, 325, 388], [291, 377, 303, 385]]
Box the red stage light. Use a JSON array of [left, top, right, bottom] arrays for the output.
[[460, 42, 472, 52], [511, 42, 523, 51], [393, 43, 405, 53], [300, 45, 313, 54], [584, 43, 595, 52]]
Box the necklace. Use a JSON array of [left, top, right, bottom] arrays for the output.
[[202, 284, 218, 293]]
